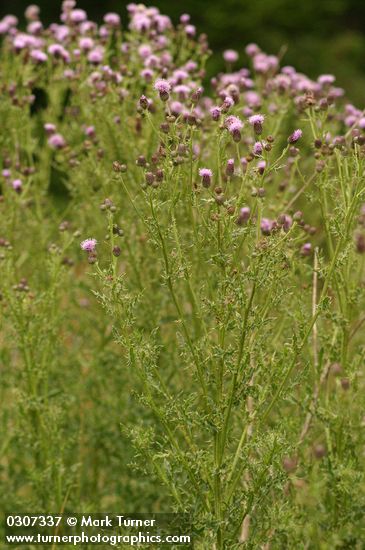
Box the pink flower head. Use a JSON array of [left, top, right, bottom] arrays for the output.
[[154, 78, 171, 101], [199, 168, 212, 187], [237, 206, 250, 225], [84, 125, 95, 137], [180, 13, 190, 24], [170, 101, 183, 115], [210, 106, 221, 121], [79, 37, 94, 51], [69, 9, 87, 23], [301, 242, 312, 256], [48, 133, 66, 149], [12, 178, 22, 191], [44, 123, 56, 134], [30, 49, 47, 63], [87, 48, 104, 64], [27, 21, 43, 34], [48, 43, 70, 62], [257, 160, 266, 175], [261, 218, 274, 235], [245, 43, 260, 57], [248, 114, 265, 134], [80, 238, 97, 252], [225, 116, 244, 142], [253, 141, 263, 156], [140, 68, 154, 82], [185, 24, 196, 37], [25, 4, 40, 21], [288, 129, 302, 144], [104, 12, 120, 27], [223, 49, 238, 63], [318, 74, 335, 87]]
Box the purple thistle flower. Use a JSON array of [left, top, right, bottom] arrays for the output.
[[301, 242, 312, 256], [103, 12, 120, 27], [154, 78, 171, 101], [237, 206, 250, 225], [248, 114, 265, 135], [80, 238, 97, 252], [44, 123, 56, 135], [245, 43, 260, 57], [226, 158, 235, 177], [69, 9, 87, 23], [261, 218, 274, 235], [199, 168, 212, 188], [253, 141, 263, 156], [30, 49, 48, 63], [225, 116, 244, 142], [257, 160, 266, 175], [210, 106, 221, 121], [84, 125, 95, 137], [87, 48, 104, 64], [48, 133, 66, 149], [12, 178, 22, 192], [318, 74, 335, 86], [288, 129, 303, 144], [223, 49, 238, 63], [185, 24, 196, 37], [180, 14, 190, 24]]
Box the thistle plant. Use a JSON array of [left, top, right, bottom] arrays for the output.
[[1, 2, 365, 549]]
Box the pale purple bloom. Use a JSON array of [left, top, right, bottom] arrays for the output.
[[44, 123, 56, 135], [25, 5, 40, 21], [140, 68, 154, 82], [12, 179, 22, 191], [245, 43, 260, 57], [79, 37, 94, 51], [138, 44, 152, 59], [154, 78, 171, 100], [288, 129, 303, 143], [249, 114, 265, 134], [210, 106, 221, 121], [185, 24, 196, 37], [170, 101, 184, 115], [80, 238, 97, 252], [301, 243, 312, 256], [257, 160, 266, 174], [69, 9, 87, 23], [154, 78, 171, 93], [30, 49, 47, 63], [104, 12, 120, 27], [318, 74, 335, 86], [199, 168, 212, 187], [226, 116, 244, 142], [237, 206, 250, 225], [48, 43, 70, 62], [223, 49, 238, 63], [88, 48, 104, 64], [84, 126, 95, 137], [48, 133, 66, 149], [253, 141, 263, 156], [27, 21, 43, 35], [261, 218, 274, 235]]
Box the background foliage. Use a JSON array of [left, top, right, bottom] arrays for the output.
[[2, 0, 365, 105]]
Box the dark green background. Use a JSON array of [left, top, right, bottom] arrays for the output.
[[2, 0, 365, 105]]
